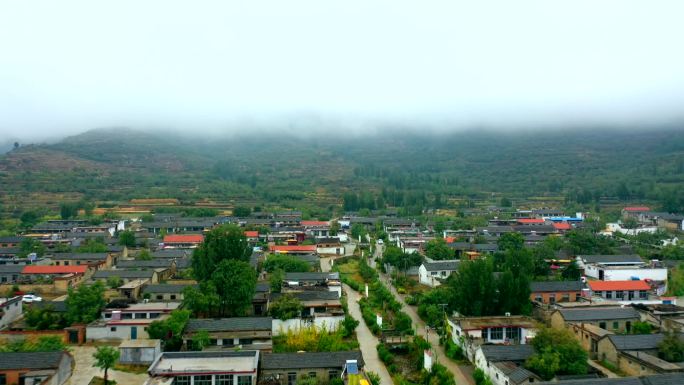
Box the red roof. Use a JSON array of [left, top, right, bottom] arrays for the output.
[[163, 235, 204, 244], [588, 280, 650, 291], [301, 221, 329, 227], [553, 222, 572, 230], [624, 206, 650, 212], [445, 237, 456, 243], [244, 231, 259, 238], [22, 265, 88, 275], [517, 218, 546, 224], [270, 245, 317, 252]]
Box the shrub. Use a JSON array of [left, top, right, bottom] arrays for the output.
[[377, 343, 395, 365]]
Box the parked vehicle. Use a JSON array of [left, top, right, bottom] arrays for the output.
[[22, 294, 43, 303]]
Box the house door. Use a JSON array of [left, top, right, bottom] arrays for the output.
[[599, 270, 604, 280], [130, 326, 137, 340], [68, 330, 79, 344]]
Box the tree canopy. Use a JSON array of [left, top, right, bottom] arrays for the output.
[[192, 224, 251, 281], [66, 281, 106, 325], [526, 327, 588, 380]]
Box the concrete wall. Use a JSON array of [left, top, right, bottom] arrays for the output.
[[87, 324, 150, 341], [272, 315, 344, 336], [585, 266, 667, 281], [530, 291, 581, 304], [261, 367, 344, 385], [119, 344, 161, 364], [0, 297, 22, 330], [618, 352, 660, 377]]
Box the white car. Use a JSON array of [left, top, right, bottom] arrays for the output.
[[22, 294, 43, 303]]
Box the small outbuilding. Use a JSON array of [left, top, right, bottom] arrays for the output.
[[119, 339, 161, 365]]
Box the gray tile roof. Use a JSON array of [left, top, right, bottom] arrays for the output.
[[558, 307, 640, 322], [641, 374, 684, 385], [579, 255, 644, 264], [493, 361, 539, 384], [185, 317, 273, 332], [0, 351, 66, 370], [285, 272, 339, 281], [530, 280, 583, 292], [116, 259, 173, 268], [480, 344, 535, 362], [607, 333, 677, 351], [93, 269, 155, 279], [271, 291, 340, 302], [52, 253, 110, 260], [0, 265, 25, 273], [261, 351, 363, 370], [535, 378, 647, 385], [143, 284, 196, 294], [423, 260, 460, 272]]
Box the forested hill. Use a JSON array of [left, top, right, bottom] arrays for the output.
[[1, 127, 683, 215]]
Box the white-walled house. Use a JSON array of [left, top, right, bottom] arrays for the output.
[[418, 260, 460, 287], [448, 316, 537, 361], [474, 344, 539, 385]]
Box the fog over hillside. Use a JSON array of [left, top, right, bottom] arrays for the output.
[[2, 0, 684, 140]]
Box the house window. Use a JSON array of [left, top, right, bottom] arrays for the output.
[[549, 294, 556, 304], [237, 376, 252, 385], [0, 373, 6, 385], [194, 375, 212, 385], [506, 327, 521, 341], [110, 327, 117, 332], [288, 372, 297, 385], [328, 370, 339, 380], [239, 338, 253, 345], [595, 291, 603, 297], [173, 377, 190, 385], [170, 294, 177, 300], [535, 295, 542, 302], [613, 322, 619, 330], [562, 293, 570, 302], [640, 291, 648, 299], [606, 291, 612, 299], [308, 372, 316, 378], [616, 291, 624, 299], [599, 322, 607, 329], [490, 327, 503, 340], [156, 295, 163, 300], [216, 375, 233, 385]]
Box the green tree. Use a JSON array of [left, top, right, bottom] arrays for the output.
[[631, 321, 652, 334], [20, 211, 41, 228], [182, 284, 219, 318], [211, 260, 257, 317], [19, 237, 46, 258], [93, 345, 120, 385], [329, 220, 340, 236], [526, 327, 587, 380], [269, 294, 303, 320], [25, 305, 67, 330], [136, 249, 152, 260], [350, 223, 367, 241], [60, 202, 79, 219], [425, 238, 453, 260], [148, 310, 191, 351], [118, 230, 136, 247], [106, 276, 123, 289], [192, 224, 251, 281], [77, 238, 108, 253], [66, 281, 106, 325], [562, 260, 582, 280], [263, 254, 311, 273], [450, 259, 497, 316], [497, 232, 525, 252], [341, 315, 360, 338], [270, 269, 284, 293], [232, 206, 252, 217], [658, 330, 684, 362], [191, 330, 210, 351]]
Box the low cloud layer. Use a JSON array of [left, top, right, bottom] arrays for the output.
[[1, 0, 684, 140]]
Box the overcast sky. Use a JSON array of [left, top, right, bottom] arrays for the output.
[[1, 0, 684, 140]]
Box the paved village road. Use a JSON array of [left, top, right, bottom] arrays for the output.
[[344, 283, 395, 385], [373, 245, 476, 385], [322, 255, 393, 384], [66, 345, 148, 385]]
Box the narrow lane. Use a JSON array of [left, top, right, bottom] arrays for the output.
[[344, 283, 394, 385], [373, 244, 475, 385]]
